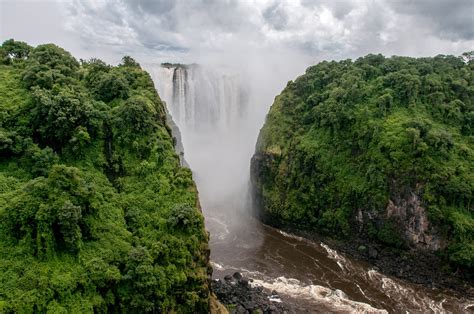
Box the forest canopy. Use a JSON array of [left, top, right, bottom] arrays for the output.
[[0, 39, 210, 312], [252, 53, 473, 272]]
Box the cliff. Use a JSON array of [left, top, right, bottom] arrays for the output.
[[251, 54, 473, 280], [0, 40, 210, 312]]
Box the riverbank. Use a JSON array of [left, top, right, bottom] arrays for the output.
[[259, 218, 474, 299]]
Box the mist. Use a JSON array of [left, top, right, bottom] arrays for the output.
[[145, 45, 311, 248]]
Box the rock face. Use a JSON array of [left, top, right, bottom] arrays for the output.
[[165, 108, 188, 167], [250, 54, 474, 276], [352, 181, 446, 251], [386, 183, 445, 250]]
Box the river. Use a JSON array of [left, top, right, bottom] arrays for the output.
[[204, 202, 472, 312]]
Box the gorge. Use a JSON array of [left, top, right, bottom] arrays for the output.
[[150, 60, 473, 312]]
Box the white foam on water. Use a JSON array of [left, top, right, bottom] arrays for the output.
[[252, 276, 388, 313], [366, 269, 453, 313], [381, 277, 409, 295], [464, 303, 474, 311], [356, 283, 369, 299], [211, 261, 224, 271], [207, 216, 230, 240], [275, 232, 352, 273], [336, 261, 344, 270], [209, 263, 268, 280], [209, 263, 468, 312], [277, 230, 305, 242], [321, 242, 347, 271], [268, 295, 282, 303], [367, 269, 378, 280]]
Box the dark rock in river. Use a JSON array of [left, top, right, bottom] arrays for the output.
[[239, 278, 249, 286], [233, 272, 243, 280], [212, 274, 290, 313]]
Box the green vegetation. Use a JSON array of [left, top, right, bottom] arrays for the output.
[[0, 39, 210, 312], [252, 54, 473, 272]]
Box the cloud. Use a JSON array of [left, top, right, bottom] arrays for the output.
[[263, 3, 289, 31], [388, 0, 474, 40], [2, 0, 473, 65]]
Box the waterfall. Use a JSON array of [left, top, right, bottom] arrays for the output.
[[152, 64, 247, 135], [149, 63, 252, 214]]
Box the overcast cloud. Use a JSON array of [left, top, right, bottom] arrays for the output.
[[2, 0, 473, 60], [1, 0, 473, 74]]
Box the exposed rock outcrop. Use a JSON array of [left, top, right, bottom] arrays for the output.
[[386, 183, 445, 250]]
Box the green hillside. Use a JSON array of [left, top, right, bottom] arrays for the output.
[[251, 53, 473, 273], [0, 40, 210, 312]]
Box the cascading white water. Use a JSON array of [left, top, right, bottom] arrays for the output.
[[150, 64, 253, 215], [153, 64, 246, 135]]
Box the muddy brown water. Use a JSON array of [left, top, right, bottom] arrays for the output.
[[204, 205, 473, 313]]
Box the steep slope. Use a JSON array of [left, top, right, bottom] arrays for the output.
[[251, 54, 473, 278], [0, 40, 210, 312]]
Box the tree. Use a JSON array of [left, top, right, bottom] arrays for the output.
[[23, 44, 79, 88], [113, 95, 158, 135], [461, 51, 473, 63], [82, 58, 110, 87], [28, 44, 79, 71], [4, 165, 92, 255], [29, 86, 97, 150], [121, 56, 141, 68], [92, 71, 129, 102], [167, 204, 202, 231], [0, 39, 32, 62]]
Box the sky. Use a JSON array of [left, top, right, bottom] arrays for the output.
[[1, 0, 473, 67]]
